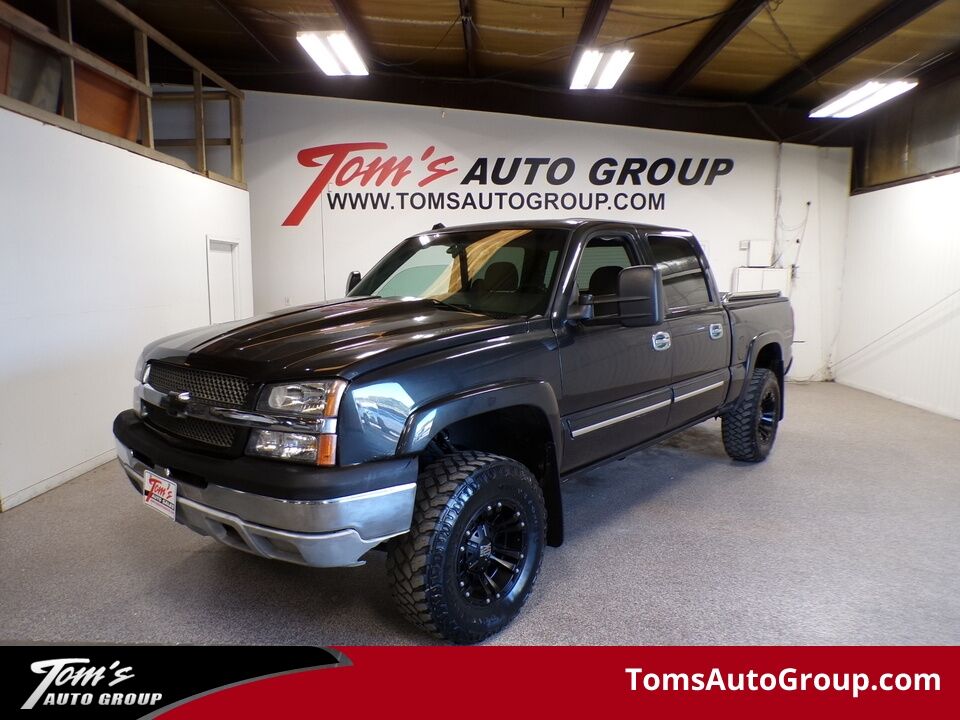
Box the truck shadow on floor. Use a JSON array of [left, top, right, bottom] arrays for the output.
[[558, 423, 752, 545], [155, 544, 435, 644], [657, 423, 728, 457]]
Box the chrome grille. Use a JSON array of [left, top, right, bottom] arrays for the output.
[[147, 362, 250, 407], [145, 411, 237, 448]]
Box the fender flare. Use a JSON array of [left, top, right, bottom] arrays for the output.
[[397, 380, 561, 455], [397, 380, 565, 547], [735, 331, 787, 416]]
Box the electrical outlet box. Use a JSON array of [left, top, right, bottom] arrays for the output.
[[747, 239, 774, 267], [761, 267, 791, 296], [733, 267, 764, 292], [733, 266, 791, 296], [739, 239, 751, 251]]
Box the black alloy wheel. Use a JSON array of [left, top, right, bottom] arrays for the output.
[[757, 385, 779, 446], [456, 500, 528, 606]]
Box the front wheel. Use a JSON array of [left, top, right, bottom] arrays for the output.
[[387, 451, 546, 644], [721, 368, 781, 462]]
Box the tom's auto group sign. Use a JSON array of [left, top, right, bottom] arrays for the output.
[[282, 141, 736, 225]]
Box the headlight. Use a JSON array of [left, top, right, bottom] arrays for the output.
[[250, 379, 345, 466], [258, 380, 346, 417], [134, 353, 147, 383]]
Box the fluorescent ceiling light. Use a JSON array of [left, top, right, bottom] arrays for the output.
[[595, 50, 634, 90], [296, 32, 343, 75], [327, 32, 368, 76], [570, 48, 634, 90], [297, 31, 368, 77], [809, 79, 917, 119], [833, 80, 917, 118], [570, 50, 603, 90]]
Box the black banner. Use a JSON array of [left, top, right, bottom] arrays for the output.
[[2, 644, 343, 718]]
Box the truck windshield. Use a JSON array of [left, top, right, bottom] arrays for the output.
[[349, 228, 568, 317]]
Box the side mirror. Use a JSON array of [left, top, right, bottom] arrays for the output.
[[618, 266, 664, 327], [566, 292, 595, 324], [345, 271, 362, 295]]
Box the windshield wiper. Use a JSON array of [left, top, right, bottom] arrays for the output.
[[425, 298, 525, 320], [424, 298, 477, 314]]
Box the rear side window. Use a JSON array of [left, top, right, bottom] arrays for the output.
[[647, 235, 711, 311]]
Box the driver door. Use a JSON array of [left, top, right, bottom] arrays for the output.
[[557, 229, 672, 472]]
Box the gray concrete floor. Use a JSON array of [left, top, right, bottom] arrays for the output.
[[1, 382, 958, 645]]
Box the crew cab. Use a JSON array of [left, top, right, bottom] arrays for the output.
[[113, 219, 793, 643]]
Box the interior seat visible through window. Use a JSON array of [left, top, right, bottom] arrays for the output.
[[588, 266, 622, 316], [479, 262, 519, 293], [574, 235, 637, 318]]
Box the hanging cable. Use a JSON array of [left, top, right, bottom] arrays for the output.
[[792, 285, 960, 382], [771, 202, 810, 267], [829, 288, 960, 370], [373, 14, 464, 68]]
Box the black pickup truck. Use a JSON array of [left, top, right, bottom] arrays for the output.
[[114, 219, 793, 643]]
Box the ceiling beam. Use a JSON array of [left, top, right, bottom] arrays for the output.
[[459, 0, 479, 76], [328, 0, 376, 64], [210, 0, 279, 63], [755, 0, 947, 105], [566, 0, 612, 78], [661, 0, 767, 95], [227, 67, 859, 147]]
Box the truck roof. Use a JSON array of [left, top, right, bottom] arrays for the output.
[[418, 218, 691, 237]]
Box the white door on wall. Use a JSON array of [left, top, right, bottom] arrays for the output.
[[207, 238, 239, 324]]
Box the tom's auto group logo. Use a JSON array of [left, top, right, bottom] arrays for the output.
[[281, 141, 737, 224], [5, 645, 343, 718], [20, 658, 161, 710]]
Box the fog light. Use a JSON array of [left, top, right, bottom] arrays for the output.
[[247, 430, 321, 464]]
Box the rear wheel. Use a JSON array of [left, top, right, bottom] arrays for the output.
[[387, 451, 546, 644], [722, 368, 781, 462]]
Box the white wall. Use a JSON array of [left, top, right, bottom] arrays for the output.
[[833, 173, 960, 419], [775, 144, 852, 381], [244, 91, 850, 380], [0, 107, 253, 510]]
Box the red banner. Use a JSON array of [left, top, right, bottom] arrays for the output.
[[157, 646, 957, 719]]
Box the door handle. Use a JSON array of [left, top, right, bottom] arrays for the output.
[[652, 331, 671, 351], [709, 323, 724, 340]]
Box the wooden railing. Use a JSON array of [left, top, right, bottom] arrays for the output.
[[0, 0, 244, 186]]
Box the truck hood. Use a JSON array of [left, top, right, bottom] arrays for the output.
[[143, 297, 527, 382]]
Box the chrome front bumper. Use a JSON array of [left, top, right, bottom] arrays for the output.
[[116, 439, 416, 567]]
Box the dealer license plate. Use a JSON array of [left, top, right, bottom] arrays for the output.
[[143, 470, 177, 520]]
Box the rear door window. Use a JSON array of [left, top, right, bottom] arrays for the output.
[[646, 235, 712, 311]]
